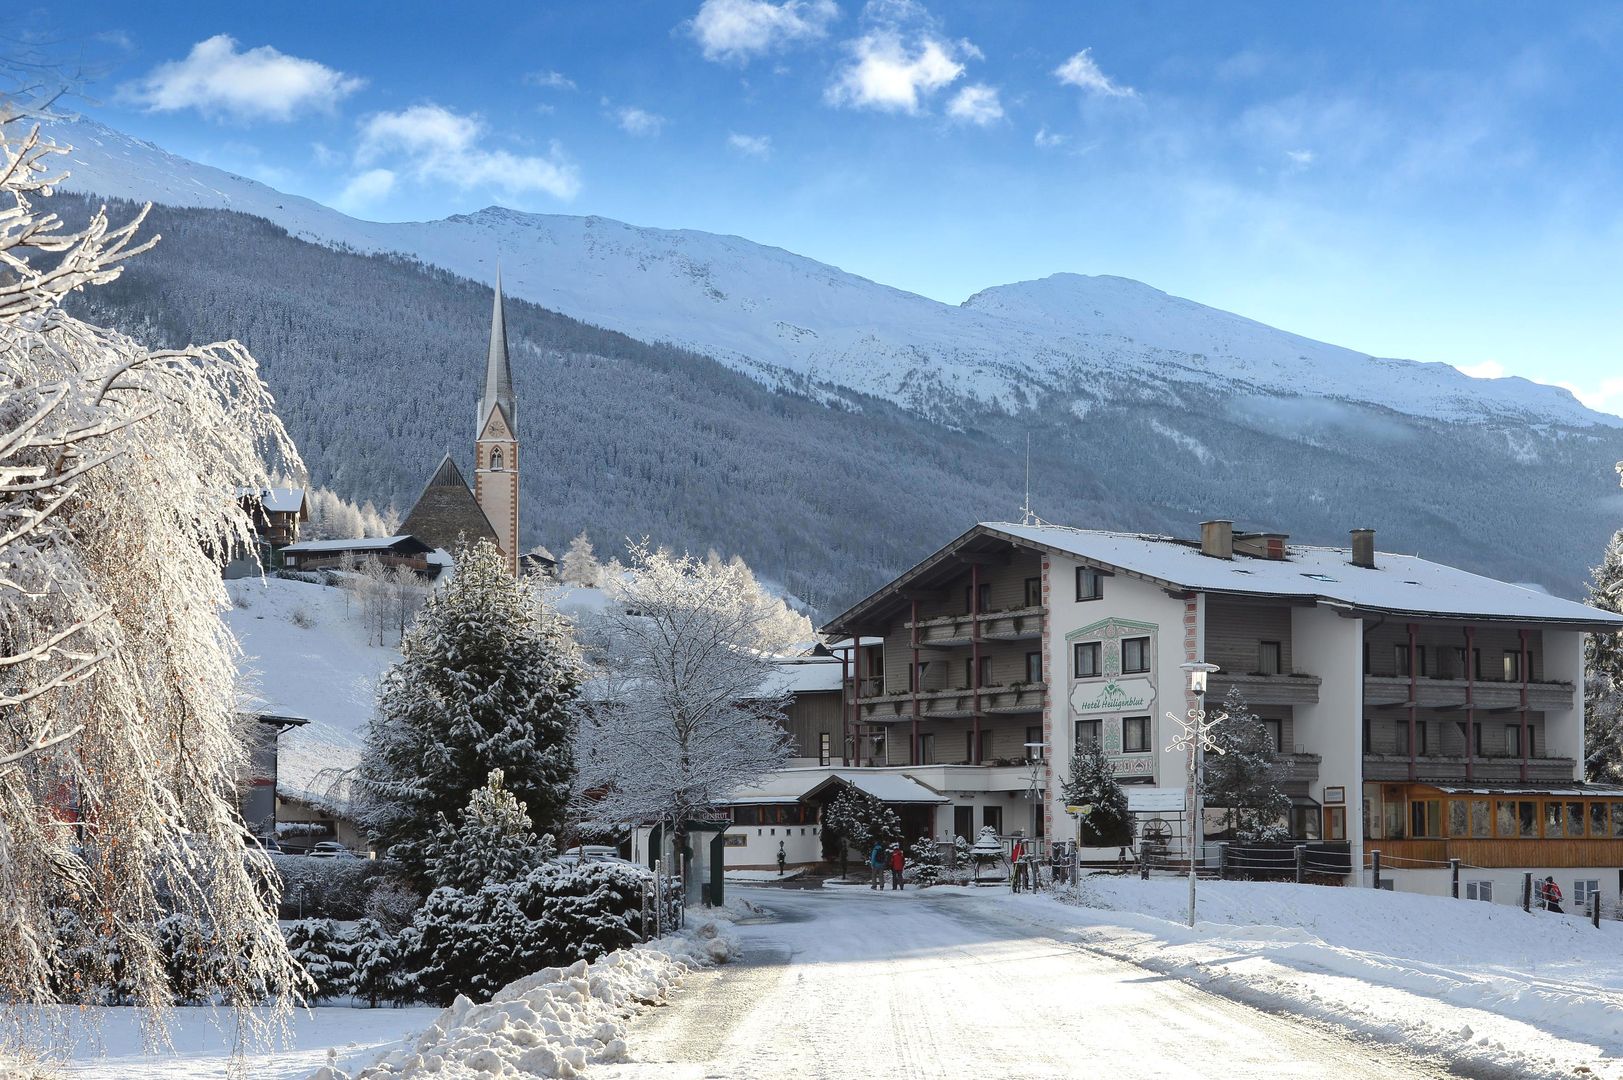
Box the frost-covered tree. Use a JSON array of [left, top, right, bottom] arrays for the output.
[[1585, 529, 1623, 781], [282, 919, 354, 1002], [0, 116, 302, 1019], [420, 769, 557, 893], [1205, 687, 1291, 842], [574, 542, 795, 874], [1060, 739, 1135, 847], [819, 786, 899, 875], [358, 541, 582, 888], [347, 918, 404, 1008], [908, 836, 943, 886], [561, 530, 600, 587]]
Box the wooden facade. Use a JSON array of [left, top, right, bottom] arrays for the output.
[[1368, 783, 1623, 867]]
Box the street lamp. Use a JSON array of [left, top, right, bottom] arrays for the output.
[[1023, 741, 1046, 845], [1167, 661, 1223, 928]]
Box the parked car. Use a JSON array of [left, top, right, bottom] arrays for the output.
[[305, 841, 361, 859], [252, 834, 282, 853], [555, 844, 635, 867]]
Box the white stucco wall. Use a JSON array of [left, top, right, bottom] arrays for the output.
[[1384, 865, 1623, 911], [1543, 630, 1586, 778], [1291, 604, 1366, 882]]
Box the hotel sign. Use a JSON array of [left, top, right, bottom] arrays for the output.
[[1071, 677, 1156, 714]]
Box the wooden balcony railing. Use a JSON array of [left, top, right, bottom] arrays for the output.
[[856, 682, 1047, 722], [906, 606, 1045, 645], [1364, 675, 1574, 713], [1208, 672, 1321, 706]]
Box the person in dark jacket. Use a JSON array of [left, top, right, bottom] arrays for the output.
[[889, 843, 905, 890], [870, 842, 886, 890]]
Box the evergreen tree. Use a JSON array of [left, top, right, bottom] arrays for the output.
[[560, 530, 601, 587], [283, 919, 354, 1002], [359, 541, 582, 888], [908, 837, 943, 886], [1060, 739, 1135, 847], [1585, 530, 1623, 782], [420, 770, 557, 893], [819, 786, 900, 872], [1205, 687, 1291, 842], [348, 918, 405, 1008]]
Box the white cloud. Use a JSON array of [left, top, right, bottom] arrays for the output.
[[1558, 376, 1623, 416], [1034, 125, 1068, 149], [690, 0, 839, 62], [728, 132, 773, 158], [335, 167, 395, 210], [524, 70, 577, 91], [616, 106, 666, 137], [1455, 360, 1506, 379], [355, 103, 581, 200], [947, 83, 1002, 126], [124, 34, 363, 122], [1285, 148, 1315, 166], [826, 31, 966, 113], [1054, 48, 1136, 99]]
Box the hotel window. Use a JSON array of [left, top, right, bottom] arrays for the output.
[[1612, 802, 1623, 838], [982, 805, 1002, 833], [1076, 567, 1103, 601], [1074, 641, 1102, 678], [1502, 651, 1521, 681], [965, 730, 988, 763], [1566, 801, 1586, 837], [964, 655, 993, 687], [1400, 720, 1427, 756], [1258, 641, 1282, 675], [908, 661, 930, 691], [1121, 637, 1151, 674], [818, 732, 831, 767], [1591, 802, 1608, 837], [1465, 880, 1493, 902], [1470, 798, 1492, 837], [1024, 577, 1042, 608], [1575, 879, 1602, 909], [1075, 718, 1102, 748], [1025, 726, 1044, 760], [1362, 717, 1371, 753], [1122, 716, 1151, 753], [918, 733, 936, 765], [1394, 644, 1411, 677], [1505, 725, 1521, 757], [1456, 720, 1484, 757], [965, 582, 991, 614], [1026, 651, 1043, 684], [1410, 798, 1442, 838], [1262, 718, 1283, 753]]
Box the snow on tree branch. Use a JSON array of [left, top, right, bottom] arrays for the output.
[[0, 116, 305, 1030]]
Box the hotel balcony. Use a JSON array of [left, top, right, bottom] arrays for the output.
[[1363, 676, 1575, 713], [856, 682, 1047, 723], [905, 605, 1045, 646], [1363, 753, 1580, 785], [1208, 672, 1322, 707]]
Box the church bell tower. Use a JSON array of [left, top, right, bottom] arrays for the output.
[[474, 267, 520, 575]]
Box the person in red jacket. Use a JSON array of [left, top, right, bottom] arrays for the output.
[[888, 843, 905, 890], [1543, 876, 1564, 913]]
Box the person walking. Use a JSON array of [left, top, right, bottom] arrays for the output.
[[1010, 838, 1027, 893], [1543, 876, 1564, 913], [889, 843, 905, 890], [869, 841, 886, 890]]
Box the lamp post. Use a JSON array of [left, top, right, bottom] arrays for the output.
[[1167, 660, 1223, 929], [1023, 741, 1046, 844]]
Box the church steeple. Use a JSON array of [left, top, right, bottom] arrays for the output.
[[474, 265, 520, 575], [478, 264, 516, 437]]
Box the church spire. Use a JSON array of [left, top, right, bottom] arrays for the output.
[[479, 263, 516, 436]]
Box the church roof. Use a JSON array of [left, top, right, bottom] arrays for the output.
[[400, 452, 498, 555], [479, 266, 516, 437]]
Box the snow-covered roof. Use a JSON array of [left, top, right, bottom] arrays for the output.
[[727, 767, 947, 805], [237, 486, 306, 513], [281, 534, 427, 555], [763, 657, 844, 695], [829, 522, 1623, 631]]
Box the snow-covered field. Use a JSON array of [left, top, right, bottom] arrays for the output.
[[226, 576, 400, 801], [980, 875, 1623, 1079]]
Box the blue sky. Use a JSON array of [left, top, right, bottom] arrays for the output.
[[14, 1, 1623, 412]]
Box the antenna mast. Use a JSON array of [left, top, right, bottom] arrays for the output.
[[1019, 433, 1044, 526]]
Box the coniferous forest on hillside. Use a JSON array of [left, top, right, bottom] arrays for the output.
[[63, 196, 1623, 611]]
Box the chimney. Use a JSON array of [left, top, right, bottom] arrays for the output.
[[1351, 528, 1376, 569], [1200, 520, 1233, 560]]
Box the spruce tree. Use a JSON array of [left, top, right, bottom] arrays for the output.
[[820, 786, 900, 871], [420, 770, 557, 893], [359, 541, 582, 887], [1205, 687, 1291, 842], [1585, 530, 1623, 782], [1060, 739, 1135, 847]]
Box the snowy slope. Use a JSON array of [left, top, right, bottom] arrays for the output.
[[35, 114, 1611, 429], [225, 576, 398, 804]]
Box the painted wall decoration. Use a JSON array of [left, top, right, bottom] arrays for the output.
[[1065, 616, 1160, 779]]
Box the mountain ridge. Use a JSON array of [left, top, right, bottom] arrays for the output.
[[33, 113, 1612, 431]]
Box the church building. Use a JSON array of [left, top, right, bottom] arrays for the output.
[[401, 270, 521, 574]]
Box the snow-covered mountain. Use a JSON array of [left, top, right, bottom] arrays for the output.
[[36, 114, 1611, 430]]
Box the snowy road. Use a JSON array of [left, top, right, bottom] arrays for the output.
[[605, 886, 1451, 1080]]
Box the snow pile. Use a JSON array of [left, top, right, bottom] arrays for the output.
[[987, 877, 1623, 1079], [310, 919, 739, 1080]]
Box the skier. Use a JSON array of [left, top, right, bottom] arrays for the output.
[[889, 843, 905, 890], [869, 841, 886, 890], [1543, 876, 1564, 913]]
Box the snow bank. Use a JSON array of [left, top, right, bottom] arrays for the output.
[[973, 876, 1623, 1080], [309, 920, 739, 1079]]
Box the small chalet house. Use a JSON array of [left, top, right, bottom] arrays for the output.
[[821, 520, 1623, 905], [237, 486, 309, 549], [279, 534, 440, 577]]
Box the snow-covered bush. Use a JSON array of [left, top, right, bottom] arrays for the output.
[[399, 860, 654, 1005], [363, 877, 422, 933], [908, 837, 943, 886], [270, 853, 400, 921], [420, 769, 556, 893], [283, 919, 354, 1001], [290, 603, 317, 629]]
